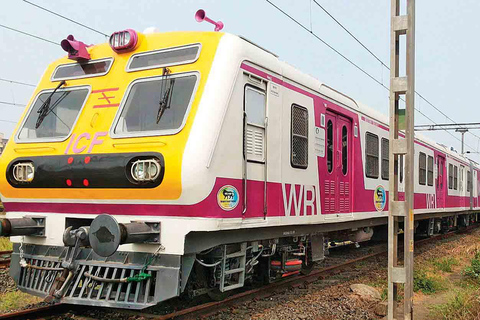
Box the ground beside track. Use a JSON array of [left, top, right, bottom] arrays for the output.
[[2, 228, 480, 319], [205, 228, 480, 320]]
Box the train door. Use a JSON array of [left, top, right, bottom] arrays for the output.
[[436, 155, 446, 208], [243, 78, 267, 219], [324, 111, 352, 214]]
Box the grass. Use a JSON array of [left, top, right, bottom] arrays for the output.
[[433, 257, 459, 273], [0, 291, 42, 313], [431, 289, 480, 320], [413, 269, 443, 294], [463, 252, 480, 281], [0, 238, 12, 251]]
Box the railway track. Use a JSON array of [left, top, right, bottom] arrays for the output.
[[0, 225, 478, 320], [0, 250, 12, 268]]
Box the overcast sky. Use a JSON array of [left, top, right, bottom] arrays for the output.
[[1, 0, 479, 161]]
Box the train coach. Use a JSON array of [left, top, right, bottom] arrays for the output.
[[0, 27, 479, 309]]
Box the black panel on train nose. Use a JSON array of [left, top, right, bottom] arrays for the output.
[[6, 152, 165, 189]]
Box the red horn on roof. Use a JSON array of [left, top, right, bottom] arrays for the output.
[[61, 35, 91, 61]]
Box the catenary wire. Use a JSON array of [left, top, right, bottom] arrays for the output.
[[265, 0, 477, 152], [0, 101, 26, 107], [0, 78, 36, 88], [310, 0, 480, 142], [0, 119, 18, 124], [0, 23, 58, 45], [23, 0, 108, 37]]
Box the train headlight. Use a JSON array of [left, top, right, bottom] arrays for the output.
[[109, 29, 138, 53], [13, 162, 35, 183], [131, 159, 160, 182]]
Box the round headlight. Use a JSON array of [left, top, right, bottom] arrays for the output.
[[130, 159, 160, 182], [13, 162, 35, 183]]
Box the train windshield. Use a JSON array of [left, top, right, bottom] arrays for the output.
[[17, 87, 89, 141], [113, 73, 197, 136]]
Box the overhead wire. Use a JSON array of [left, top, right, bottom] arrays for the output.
[[0, 78, 35, 88], [265, 0, 478, 152], [0, 101, 26, 107], [22, 0, 109, 37], [0, 23, 58, 45], [310, 0, 480, 143]]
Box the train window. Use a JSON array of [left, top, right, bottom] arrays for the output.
[[381, 138, 389, 180], [399, 155, 404, 183], [127, 44, 201, 72], [454, 166, 458, 190], [17, 86, 90, 141], [365, 132, 379, 178], [467, 170, 472, 192], [113, 73, 198, 136], [448, 164, 453, 189], [427, 156, 434, 186], [291, 105, 308, 169], [51, 58, 113, 81], [460, 166, 465, 192], [245, 86, 266, 162], [342, 126, 348, 175], [419, 152, 426, 185], [327, 120, 333, 173]]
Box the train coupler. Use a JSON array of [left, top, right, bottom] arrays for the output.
[[45, 226, 89, 302]]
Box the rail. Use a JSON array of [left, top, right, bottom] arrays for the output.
[[0, 224, 477, 320]]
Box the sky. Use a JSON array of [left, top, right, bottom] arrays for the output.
[[0, 0, 479, 162]]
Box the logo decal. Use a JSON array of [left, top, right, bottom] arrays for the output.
[[217, 185, 239, 211], [374, 185, 387, 211]]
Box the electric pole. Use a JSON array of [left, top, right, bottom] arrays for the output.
[[388, 0, 415, 319]]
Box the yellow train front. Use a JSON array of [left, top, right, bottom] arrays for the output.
[[0, 29, 239, 308]]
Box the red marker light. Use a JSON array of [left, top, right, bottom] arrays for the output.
[[68, 157, 74, 164], [109, 29, 138, 53], [66, 179, 72, 186], [83, 179, 89, 187], [85, 156, 91, 164]]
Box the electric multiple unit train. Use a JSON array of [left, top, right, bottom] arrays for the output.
[[0, 23, 479, 309]]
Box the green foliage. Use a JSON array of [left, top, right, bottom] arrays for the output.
[[463, 252, 480, 280], [414, 270, 442, 294], [0, 291, 42, 312], [431, 289, 480, 320], [0, 237, 12, 251], [433, 257, 459, 273]]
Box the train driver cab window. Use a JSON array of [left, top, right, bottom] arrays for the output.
[[113, 73, 197, 136], [381, 138, 389, 180], [244, 86, 266, 162], [365, 132, 379, 178], [17, 87, 89, 141], [419, 152, 426, 185], [448, 164, 453, 189], [427, 156, 434, 186], [291, 104, 308, 169]]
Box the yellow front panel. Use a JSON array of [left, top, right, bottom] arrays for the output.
[[0, 31, 223, 201]]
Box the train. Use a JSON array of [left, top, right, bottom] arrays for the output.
[[0, 18, 479, 309]]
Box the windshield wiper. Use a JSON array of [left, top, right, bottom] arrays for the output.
[[156, 68, 175, 124], [36, 80, 66, 129]]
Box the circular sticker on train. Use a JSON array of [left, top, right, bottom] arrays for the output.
[[217, 185, 239, 211], [374, 185, 387, 212]]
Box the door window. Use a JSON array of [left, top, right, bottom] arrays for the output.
[[327, 120, 333, 173], [342, 126, 348, 175], [244, 86, 266, 162]]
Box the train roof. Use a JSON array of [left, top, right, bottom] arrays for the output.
[[229, 33, 475, 166]]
